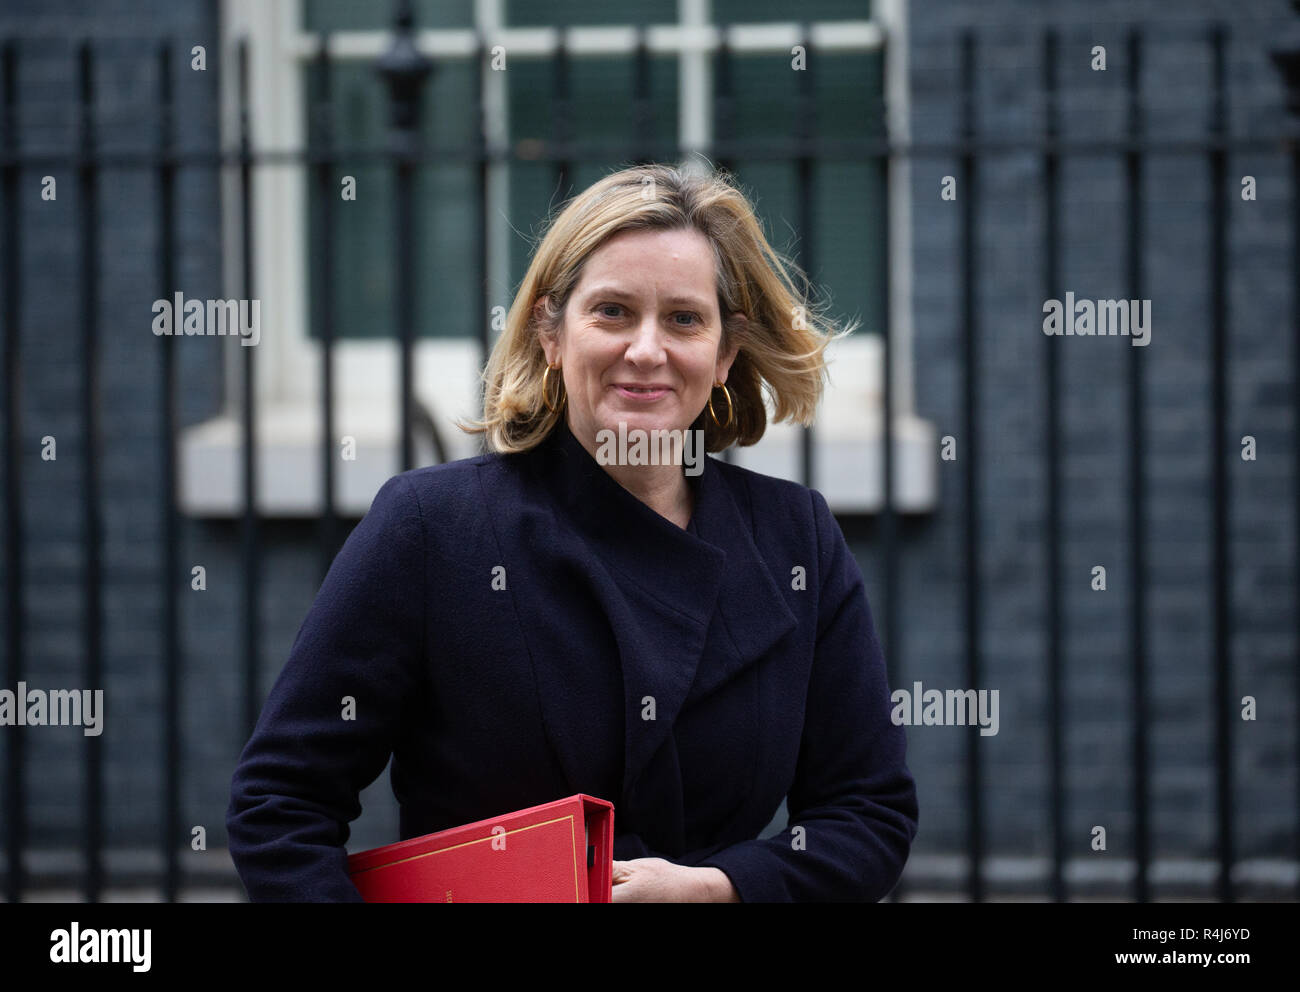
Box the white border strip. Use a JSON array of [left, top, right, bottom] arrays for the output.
[[286, 22, 885, 60]]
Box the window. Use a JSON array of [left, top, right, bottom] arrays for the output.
[[182, 0, 935, 515]]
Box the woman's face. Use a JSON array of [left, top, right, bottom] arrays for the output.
[[540, 226, 740, 457]]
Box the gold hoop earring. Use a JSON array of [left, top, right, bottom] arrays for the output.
[[708, 381, 733, 430], [542, 363, 565, 414]]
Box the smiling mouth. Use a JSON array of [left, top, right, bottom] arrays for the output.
[[613, 384, 671, 400]]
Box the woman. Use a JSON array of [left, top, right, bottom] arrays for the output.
[[226, 162, 919, 902]]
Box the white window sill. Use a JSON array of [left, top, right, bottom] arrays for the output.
[[179, 336, 937, 517]]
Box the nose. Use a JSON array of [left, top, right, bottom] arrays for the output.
[[623, 311, 668, 367]]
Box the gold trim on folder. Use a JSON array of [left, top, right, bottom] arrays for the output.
[[351, 812, 583, 902]]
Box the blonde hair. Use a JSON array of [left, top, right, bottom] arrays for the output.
[[458, 162, 856, 453]]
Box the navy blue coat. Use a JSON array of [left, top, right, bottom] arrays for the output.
[[225, 418, 919, 901]]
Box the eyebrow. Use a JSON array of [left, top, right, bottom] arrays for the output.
[[580, 284, 713, 311]]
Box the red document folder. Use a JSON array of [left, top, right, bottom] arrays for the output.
[[346, 794, 614, 903]]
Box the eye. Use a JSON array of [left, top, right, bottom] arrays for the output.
[[595, 303, 624, 319], [674, 312, 701, 327]]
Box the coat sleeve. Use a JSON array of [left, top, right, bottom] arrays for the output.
[[695, 488, 919, 902], [225, 473, 426, 902], [614, 831, 723, 864]]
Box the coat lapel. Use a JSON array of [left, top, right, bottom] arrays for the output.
[[519, 420, 798, 844]]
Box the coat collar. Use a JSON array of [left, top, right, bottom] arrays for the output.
[[523, 418, 799, 820]]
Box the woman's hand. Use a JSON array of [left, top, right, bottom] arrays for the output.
[[610, 858, 740, 902]]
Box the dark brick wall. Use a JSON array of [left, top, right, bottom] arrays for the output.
[[0, 0, 256, 867], [0, 0, 1295, 895], [897, 0, 1297, 874]]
